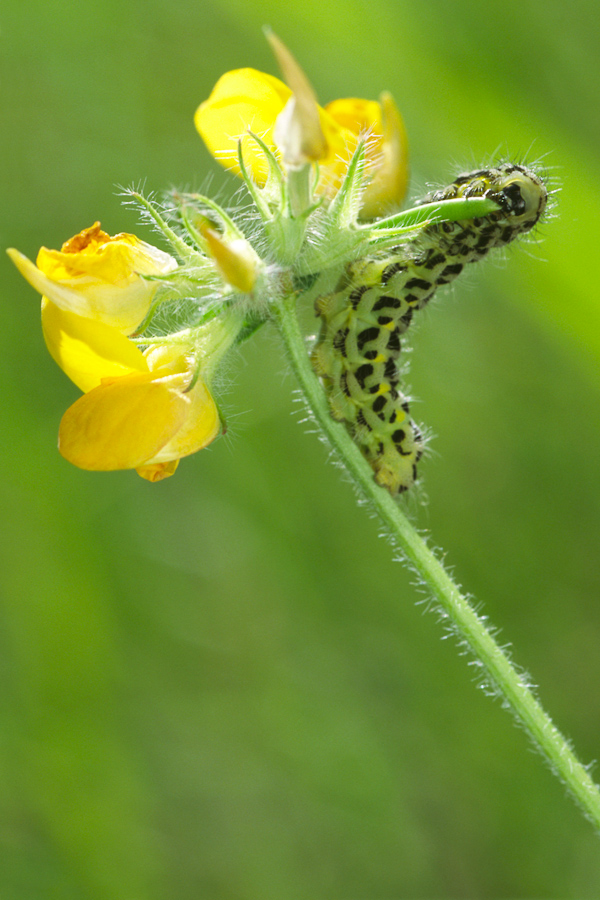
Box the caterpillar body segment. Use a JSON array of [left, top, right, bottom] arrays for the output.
[[311, 163, 548, 495], [311, 257, 426, 494]]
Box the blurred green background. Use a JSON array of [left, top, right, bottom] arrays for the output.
[[2, 0, 600, 897]]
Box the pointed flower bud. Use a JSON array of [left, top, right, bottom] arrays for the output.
[[8, 223, 177, 335], [201, 225, 258, 293], [266, 30, 327, 168]]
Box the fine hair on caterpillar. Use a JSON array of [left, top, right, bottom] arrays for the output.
[[311, 163, 548, 496]]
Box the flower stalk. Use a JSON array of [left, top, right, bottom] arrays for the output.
[[272, 290, 600, 832]]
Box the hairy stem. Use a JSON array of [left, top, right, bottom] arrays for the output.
[[272, 291, 600, 832]]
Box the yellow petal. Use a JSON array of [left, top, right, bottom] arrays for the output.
[[143, 343, 191, 375], [9, 246, 98, 317], [58, 372, 189, 471], [361, 92, 409, 217], [136, 460, 179, 482], [144, 378, 221, 464], [194, 68, 385, 196], [325, 93, 409, 216], [42, 299, 149, 392], [195, 68, 292, 185], [314, 108, 360, 194], [39, 224, 175, 282]]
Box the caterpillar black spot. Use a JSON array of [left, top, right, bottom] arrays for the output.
[[311, 163, 548, 495]]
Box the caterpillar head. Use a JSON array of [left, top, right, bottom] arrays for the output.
[[486, 164, 547, 230], [457, 163, 548, 231]]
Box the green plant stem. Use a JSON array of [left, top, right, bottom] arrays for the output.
[[272, 291, 600, 832]]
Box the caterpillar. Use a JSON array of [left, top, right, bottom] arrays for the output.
[[311, 163, 548, 495]]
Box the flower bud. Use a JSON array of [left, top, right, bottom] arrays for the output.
[[201, 226, 258, 293], [266, 30, 327, 168]]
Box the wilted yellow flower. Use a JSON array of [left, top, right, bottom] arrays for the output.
[[8, 222, 177, 335], [195, 68, 408, 212]]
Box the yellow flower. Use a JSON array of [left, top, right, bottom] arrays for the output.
[[8, 222, 177, 335], [43, 303, 221, 481], [195, 68, 408, 213]]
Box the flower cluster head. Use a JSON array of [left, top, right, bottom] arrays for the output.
[[8, 32, 416, 483], [7, 29, 548, 495]]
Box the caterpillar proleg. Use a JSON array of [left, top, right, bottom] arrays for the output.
[[311, 163, 548, 494]]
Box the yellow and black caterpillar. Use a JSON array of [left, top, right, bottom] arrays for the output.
[[311, 163, 548, 494]]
